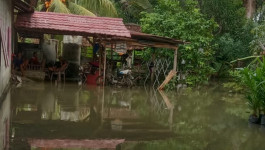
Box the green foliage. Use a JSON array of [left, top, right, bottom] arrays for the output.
[[68, 2, 96, 16], [254, 1, 265, 23], [36, 4, 45, 11], [250, 23, 265, 54], [215, 34, 245, 62], [165, 76, 178, 91], [123, 0, 152, 10], [240, 57, 265, 115], [140, 0, 218, 86], [77, 0, 118, 17], [114, 0, 153, 23], [201, 0, 246, 35], [201, 0, 254, 77], [48, 0, 70, 14]]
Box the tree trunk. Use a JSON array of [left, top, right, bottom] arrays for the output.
[[244, 0, 256, 19]]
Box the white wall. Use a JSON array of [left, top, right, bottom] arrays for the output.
[[42, 40, 58, 64], [0, 0, 12, 95], [0, 91, 11, 150]]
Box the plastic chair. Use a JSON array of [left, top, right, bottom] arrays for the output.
[[50, 63, 68, 83]]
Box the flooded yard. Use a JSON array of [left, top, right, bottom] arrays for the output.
[[4, 82, 265, 150]]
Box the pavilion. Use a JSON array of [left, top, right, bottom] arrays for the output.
[[15, 11, 186, 89]]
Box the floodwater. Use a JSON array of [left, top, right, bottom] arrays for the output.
[[1, 82, 265, 150]]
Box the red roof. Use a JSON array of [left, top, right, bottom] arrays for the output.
[[15, 12, 131, 38]]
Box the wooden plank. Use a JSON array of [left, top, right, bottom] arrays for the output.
[[158, 90, 174, 131], [127, 41, 178, 49], [103, 47, 107, 86], [158, 90, 173, 109], [173, 48, 178, 71], [157, 70, 177, 90]]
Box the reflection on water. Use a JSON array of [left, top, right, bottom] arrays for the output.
[[6, 82, 265, 150], [0, 89, 10, 150]]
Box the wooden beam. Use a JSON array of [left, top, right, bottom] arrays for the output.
[[173, 47, 178, 71], [103, 38, 179, 49], [157, 70, 177, 90], [14, 0, 34, 12], [150, 48, 156, 84], [103, 46, 107, 86], [127, 41, 178, 49], [86, 37, 93, 46]]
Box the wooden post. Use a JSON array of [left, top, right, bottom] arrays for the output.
[[158, 90, 174, 131], [103, 46, 107, 86], [98, 45, 102, 85], [110, 43, 113, 71], [173, 47, 178, 71], [111, 43, 113, 62], [150, 48, 156, 85]]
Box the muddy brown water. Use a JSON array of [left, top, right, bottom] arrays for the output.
[[3, 82, 265, 150]]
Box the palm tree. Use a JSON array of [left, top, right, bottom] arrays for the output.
[[36, 0, 117, 17], [76, 0, 118, 17]]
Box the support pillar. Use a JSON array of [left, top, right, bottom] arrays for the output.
[[173, 47, 178, 72], [150, 48, 156, 85], [103, 46, 107, 86], [98, 45, 102, 84]]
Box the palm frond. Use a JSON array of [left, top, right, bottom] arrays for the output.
[[36, 4, 45, 11], [48, 0, 70, 14], [68, 2, 96, 16], [77, 0, 118, 17]]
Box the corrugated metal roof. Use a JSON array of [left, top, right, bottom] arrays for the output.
[[14, 0, 34, 13], [130, 31, 186, 45], [107, 30, 187, 49], [15, 12, 131, 38]]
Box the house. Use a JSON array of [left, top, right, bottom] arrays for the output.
[[0, 0, 33, 149]]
